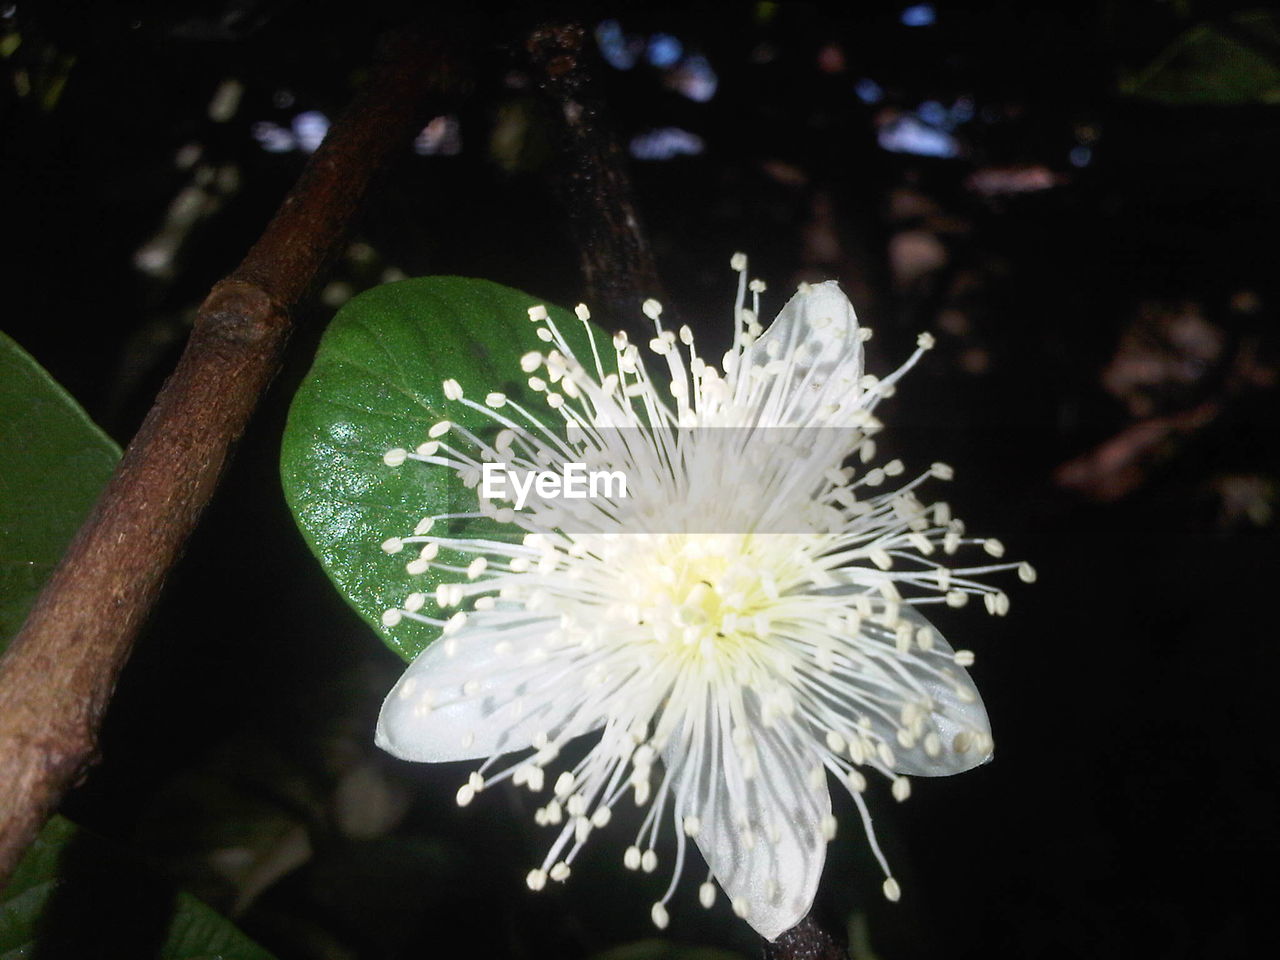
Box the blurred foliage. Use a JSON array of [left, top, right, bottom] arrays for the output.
[[0, 816, 277, 960], [1122, 9, 1280, 104], [588, 940, 745, 960]]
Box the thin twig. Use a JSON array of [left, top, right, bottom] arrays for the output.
[[763, 915, 849, 960], [0, 24, 462, 887], [525, 21, 664, 319]]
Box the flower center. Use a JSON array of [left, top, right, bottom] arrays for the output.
[[615, 535, 791, 662]]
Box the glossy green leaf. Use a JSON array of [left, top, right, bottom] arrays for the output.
[[0, 332, 120, 651], [0, 815, 277, 960], [281, 277, 598, 662]]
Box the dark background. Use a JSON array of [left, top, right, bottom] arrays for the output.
[[3, 1, 1278, 958]]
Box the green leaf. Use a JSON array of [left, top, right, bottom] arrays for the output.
[[281, 277, 599, 662], [0, 815, 277, 960], [0, 332, 120, 651], [589, 941, 747, 960], [1121, 11, 1280, 105]]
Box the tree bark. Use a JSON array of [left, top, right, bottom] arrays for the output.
[[0, 24, 462, 887]]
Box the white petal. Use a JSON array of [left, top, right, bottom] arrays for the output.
[[376, 612, 605, 762], [819, 590, 992, 777], [742, 281, 864, 428], [878, 604, 992, 776], [660, 688, 829, 941]]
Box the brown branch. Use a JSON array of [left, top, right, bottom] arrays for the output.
[[525, 22, 664, 319], [0, 24, 462, 886]]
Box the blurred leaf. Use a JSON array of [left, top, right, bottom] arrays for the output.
[[281, 277, 594, 662], [0, 815, 277, 960], [489, 97, 556, 173], [847, 910, 883, 960], [0, 331, 119, 651], [1122, 10, 1280, 104], [589, 941, 746, 960]]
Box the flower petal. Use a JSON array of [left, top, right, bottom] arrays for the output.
[[743, 280, 865, 428], [660, 686, 829, 941], [816, 587, 993, 777], [873, 603, 992, 776], [376, 612, 606, 762]]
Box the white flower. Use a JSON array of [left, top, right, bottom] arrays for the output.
[[374, 256, 1031, 940]]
